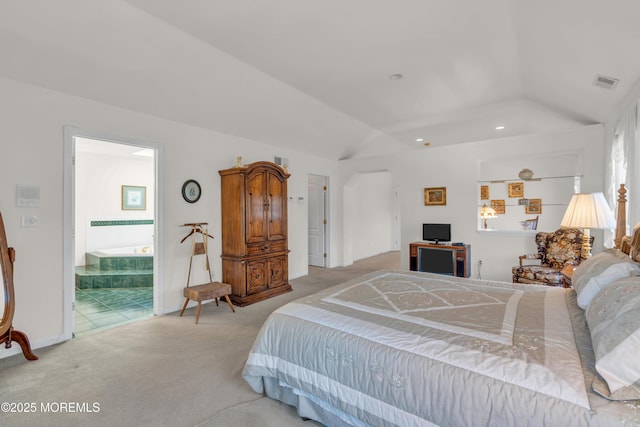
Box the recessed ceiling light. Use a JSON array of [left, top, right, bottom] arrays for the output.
[[389, 73, 403, 80], [495, 126, 505, 130], [416, 138, 424, 142]]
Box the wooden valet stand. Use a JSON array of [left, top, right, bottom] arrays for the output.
[[179, 223, 234, 324]]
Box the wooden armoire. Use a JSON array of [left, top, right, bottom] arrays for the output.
[[219, 161, 292, 306]]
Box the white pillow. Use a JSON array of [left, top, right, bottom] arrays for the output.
[[576, 261, 640, 309], [586, 277, 640, 400], [572, 250, 620, 291]]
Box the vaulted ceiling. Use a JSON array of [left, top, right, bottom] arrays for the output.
[[1, 0, 639, 160]]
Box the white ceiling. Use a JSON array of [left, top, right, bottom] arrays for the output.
[[2, 0, 640, 160]]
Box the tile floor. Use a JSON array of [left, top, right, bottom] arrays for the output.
[[74, 287, 153, 336]]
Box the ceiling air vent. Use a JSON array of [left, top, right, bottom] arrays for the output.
[[274, 156, 288, 168], [593, 74, 619, 90]]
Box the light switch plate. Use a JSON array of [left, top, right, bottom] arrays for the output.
[[21, 215, 39, 227]]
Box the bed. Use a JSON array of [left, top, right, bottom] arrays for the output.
[[242, 185, 640, 426]]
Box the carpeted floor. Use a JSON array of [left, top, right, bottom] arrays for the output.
[[0, 252, 400, 427]]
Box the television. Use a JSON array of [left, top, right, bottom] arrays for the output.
[[422, 223, 451, 244], [417, 247, 456, 276]]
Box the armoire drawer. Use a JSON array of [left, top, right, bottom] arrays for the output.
[[246, 240, 285, 255]]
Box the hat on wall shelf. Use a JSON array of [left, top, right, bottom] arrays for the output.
[[518, 168, 534, 180]]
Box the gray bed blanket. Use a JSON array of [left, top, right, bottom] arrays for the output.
[[243, 270, 640, 426]]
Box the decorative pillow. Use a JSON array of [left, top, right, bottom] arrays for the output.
[[586, 277, 640, 400], [572, 249, 640, 309]]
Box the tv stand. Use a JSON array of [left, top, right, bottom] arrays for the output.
[[409, 242, 470, 277]]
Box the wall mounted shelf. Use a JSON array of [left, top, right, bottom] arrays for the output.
[[477, 229, 541, 237], [477, 174, 582, 184], [477, 174, 580, 232]]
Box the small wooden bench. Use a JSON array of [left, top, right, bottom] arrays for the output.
[[179, 281, 235, 324]]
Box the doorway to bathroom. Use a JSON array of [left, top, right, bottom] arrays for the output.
[[63, 128, 161, 338]]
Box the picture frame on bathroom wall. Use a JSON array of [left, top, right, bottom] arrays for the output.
[[122, 185, 146, 210]]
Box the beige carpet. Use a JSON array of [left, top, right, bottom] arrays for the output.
[[0, 252, 400, 427]]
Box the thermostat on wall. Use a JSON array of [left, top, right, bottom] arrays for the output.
[[16, 185, 40, 207]]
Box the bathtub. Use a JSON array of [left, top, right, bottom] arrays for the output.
[[98, 245, 153, 256], [78, 247, 154, 289]]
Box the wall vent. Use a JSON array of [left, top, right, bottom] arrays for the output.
[[274, 156, 288, 167], [593, 74, 619, 90]]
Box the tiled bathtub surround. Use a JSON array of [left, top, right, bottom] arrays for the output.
[[86, 251, 153, 271], [75, 251, 153, 289]]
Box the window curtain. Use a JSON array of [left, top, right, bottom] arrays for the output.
[[606, 101, 639, 240]]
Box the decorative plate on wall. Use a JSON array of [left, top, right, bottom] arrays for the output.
[[182, 179, 201, 203]]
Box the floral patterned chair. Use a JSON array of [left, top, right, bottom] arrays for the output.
[[512, 228, 593, 286]]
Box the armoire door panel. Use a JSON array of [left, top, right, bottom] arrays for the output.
[[247, 260, 268, 294], [267, 172, 286, 240], [246, 173, 267, 243], [269, 256, 287, 288]]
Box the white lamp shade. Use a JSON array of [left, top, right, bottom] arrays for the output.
[[560, 192, 616, 229], [480, 204, 497, 219]]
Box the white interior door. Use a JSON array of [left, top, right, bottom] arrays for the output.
[[308, 174, 327, 267]]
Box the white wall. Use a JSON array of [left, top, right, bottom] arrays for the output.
[[338, 124, 606, 282], [75, 147, 155, 265], [0, 76, 337, 354], [343, 171, 394, 264]]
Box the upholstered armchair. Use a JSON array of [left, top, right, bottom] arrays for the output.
[[512, 228, 594, 286]]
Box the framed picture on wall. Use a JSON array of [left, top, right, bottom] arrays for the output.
[[491, 199, 505, 214], [526, 198, 542, 214], [480, 185, 489, 200], [424, 187, 446, 206], [122, 185, 147, 210], [508, 182, 524, 198]]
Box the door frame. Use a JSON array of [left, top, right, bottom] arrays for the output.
[[307, 174, 329, 267], [63, 126, 164, 340]]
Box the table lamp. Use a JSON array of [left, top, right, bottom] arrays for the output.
[[480, 204, 498, 229], [560, 192, 616, 258]]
